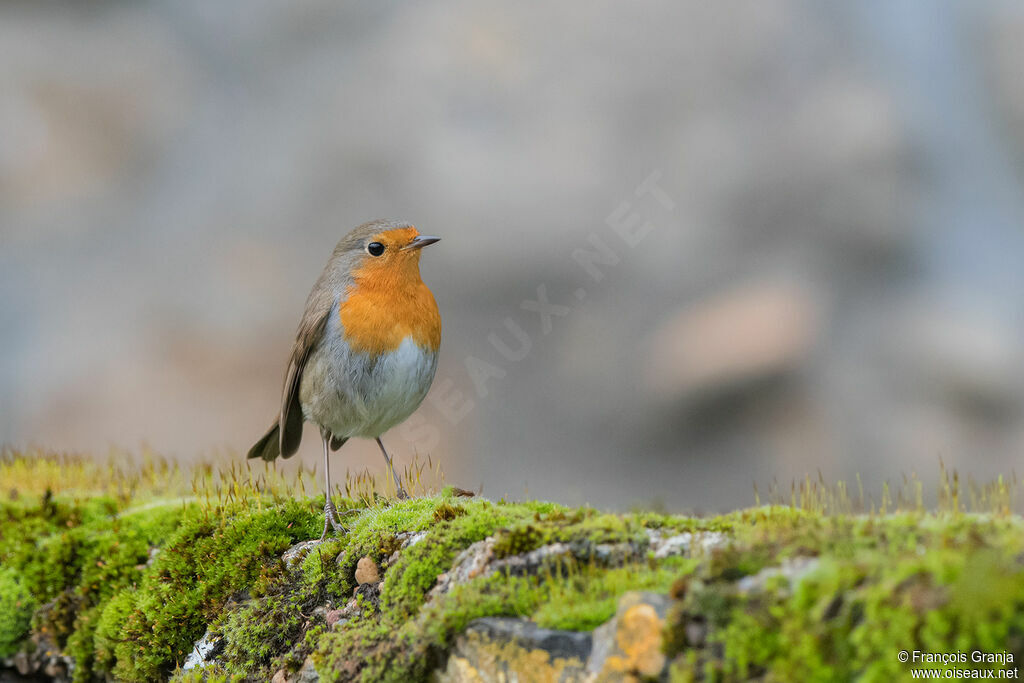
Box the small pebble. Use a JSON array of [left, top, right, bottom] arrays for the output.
[[355, 556, 380, 585]]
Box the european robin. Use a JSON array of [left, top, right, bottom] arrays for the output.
[[248, 219, 441, 539]]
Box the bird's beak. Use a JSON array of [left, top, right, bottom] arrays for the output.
[[404, 235, 441, 251]]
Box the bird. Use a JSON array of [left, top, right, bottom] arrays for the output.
[[247, 219, 441, 540]]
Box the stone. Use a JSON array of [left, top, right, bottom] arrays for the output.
[[354, 556, 380, 585], [181, 629, 224, 671], [384, 531, 428, 565], [430, 538, 496, 597], [433, 537, 657, 600], [735, 556, 819, 594], [587, 592, 672, 682], [12, 651, 32, 675], [282, 540, 322, 570], [295, 656, 320, 683], [488, 542, 575, 578], [271, 668, 289, 683], [439, 618, 592, 683], [43, 660, 67, 679], [646, 529, 730, 559], [7, 631, 72, 681], [397, 530, 428, 548], [685, 620, 707, 647]]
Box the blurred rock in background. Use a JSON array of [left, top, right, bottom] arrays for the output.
[[2, 0, 1024, 511]]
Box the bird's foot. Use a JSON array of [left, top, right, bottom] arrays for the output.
[[319, 498, 344, 541], [390, 473, 409, 500]]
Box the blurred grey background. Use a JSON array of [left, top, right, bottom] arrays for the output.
[[3, 0, 1024, 511]]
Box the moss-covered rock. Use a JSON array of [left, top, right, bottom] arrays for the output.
[[3, 453, 1024, 682]]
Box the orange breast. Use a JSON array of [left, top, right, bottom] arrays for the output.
[[339, 266, 441, 355]]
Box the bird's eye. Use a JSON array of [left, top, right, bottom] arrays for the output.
[[367, 242, 385, 257]]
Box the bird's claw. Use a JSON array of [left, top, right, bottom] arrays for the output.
[[319, 498, 344, 540]]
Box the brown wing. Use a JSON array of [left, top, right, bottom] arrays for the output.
[[247, 287, 332, 461], [276, 293, 332, 458]]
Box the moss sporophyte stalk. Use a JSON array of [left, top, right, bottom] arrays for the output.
[[2, 450, 1024, 682]]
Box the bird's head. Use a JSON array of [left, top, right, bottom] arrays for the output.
[[337, 220, 440, 290]]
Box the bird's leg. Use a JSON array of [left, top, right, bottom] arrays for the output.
[[375, 437, 409, 500], [319, 429, 343, 541]]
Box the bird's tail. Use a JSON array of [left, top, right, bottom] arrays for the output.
[[247, 421, 282, 461]]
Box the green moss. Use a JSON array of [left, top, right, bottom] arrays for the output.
[[0, 568, 36, 657], [299, 537, 347, 594], [489, 508, 693, 561], [315, 555, 698, 682], [433, 502, 465, 522], [379, 498, 556, 619], [316, 572, 541, 682], [491, 523, 548, 558], [0, 494, 318, 682], [207, 534, 351, 681], [0, 494, 121, 564], [93, 589, 138, 678], [532, 557, 695, 631], [173, 664, 245, 683], [297, 498, 717, 681], [664, 512, 1024, 682], [219, 593, 306, 675], [109, 499, 320, 681]]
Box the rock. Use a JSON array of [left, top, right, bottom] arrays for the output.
[[734, 556, 819, 594], [387, 531, 427, 565], [325, 609, 345, 627], [43, 660, 68, 679], [295, 656, 319, 683], [440, 597, 676, 683], [354, 582, 381, 609], [646, 529, 730, 559], [439, 618, 592, 683], [12, 652, 32, 676], [339, 583, 381, 621], [433, 536, 660, 599], [282, 540, 323, 570], [587, 592, 672, 682], [181, 628, 224, 671], [397, 530, 428, 548], [8, 631, 73, 681], [685, 620, 707, 647], [271, 668, 289, 683], [309, 603, 331, 622], [430, 538, 497, 597], [354, 556, 380, 585], [489, 542, 576, 578]]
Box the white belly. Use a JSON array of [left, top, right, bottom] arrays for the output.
[[300, 333, 438, 440]]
